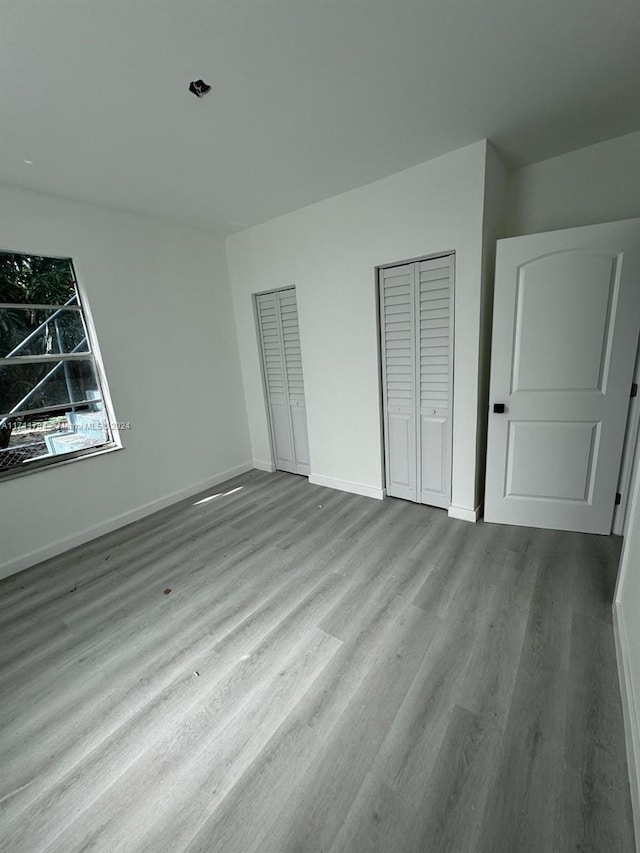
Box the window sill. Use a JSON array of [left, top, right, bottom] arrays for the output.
[[0, 442, 123, 484]]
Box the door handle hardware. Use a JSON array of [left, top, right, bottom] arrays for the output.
[[493, 403, 506, 414]]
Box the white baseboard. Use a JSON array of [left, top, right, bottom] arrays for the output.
[[447, 502, 483, 523], [253, 459, 276, 473], [613, 603, 640, 850], [309, 473, 385, 500], [0, 461, 254, 581]]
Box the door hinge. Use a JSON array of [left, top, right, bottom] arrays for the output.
[[632, 383, 638, 398], [615, 492, 622, 505]]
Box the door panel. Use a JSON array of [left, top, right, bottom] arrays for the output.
[[270, 401, 295, 473], [290, 404, 310, 475], [279, 289, 310, 474], [387, 411, 416, 500], [418, 256, 452, 508], [505, 420, 599, 501], [256, 288, 310, 476], [485, 219, 640, 533], [420, 414, 446, 500], [512, 252, 617, 393], [380, 264, 417, 501]]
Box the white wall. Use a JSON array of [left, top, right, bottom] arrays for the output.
[[508, 130, 640, 237], [226, 141, 489, 512], [0, 184, 251, 578]]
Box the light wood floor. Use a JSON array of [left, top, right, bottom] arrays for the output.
[[0, 470, 635, 852]]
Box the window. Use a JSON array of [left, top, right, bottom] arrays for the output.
[[0, 251, 119, 478]]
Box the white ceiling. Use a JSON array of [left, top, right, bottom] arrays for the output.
[[2, 0, 639, 234]]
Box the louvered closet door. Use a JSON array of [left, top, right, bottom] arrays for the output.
[[256, 288, 310, 476], [380, 256, 453, 508], [279, 289, 310, 475], [380, 264, 417, 501], [418, 255, 452, 508]]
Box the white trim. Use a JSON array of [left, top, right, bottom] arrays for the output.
[[309, 473, 385, 500], [613, 338, 640, 535], [613, 602, 640, 850], [253, 458, 276, 472], [378, 248, 457, 271], [614, 420, 640, 849], [448, 502, 482, 522], [0, 461, 254, 581], [72, 257, 123, 451]]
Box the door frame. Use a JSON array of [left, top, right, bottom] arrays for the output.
[[376, 250, 456, 507], [252, 284, 302, 475], [613, 336, 640, 534]]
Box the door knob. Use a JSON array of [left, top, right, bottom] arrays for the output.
[[493, 403, 505, 414]]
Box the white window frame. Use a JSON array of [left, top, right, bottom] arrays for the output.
[[0, 250, 121, 481]]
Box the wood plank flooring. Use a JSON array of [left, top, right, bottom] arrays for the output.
[[0, 469, 635, 852]]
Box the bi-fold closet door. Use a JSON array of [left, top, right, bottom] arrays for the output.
[[256, 287, 310, 476], [380, 254, 453, 508]]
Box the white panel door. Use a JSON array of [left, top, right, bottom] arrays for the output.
[[256, 288, 310, 476], [380, 256, 453, 507], [485, 218, 640, 534]]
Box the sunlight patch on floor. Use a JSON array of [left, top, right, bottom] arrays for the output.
[[193, 486, 244, 506]]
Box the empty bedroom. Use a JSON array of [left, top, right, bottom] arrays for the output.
[[1, 1, 640, 851]]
